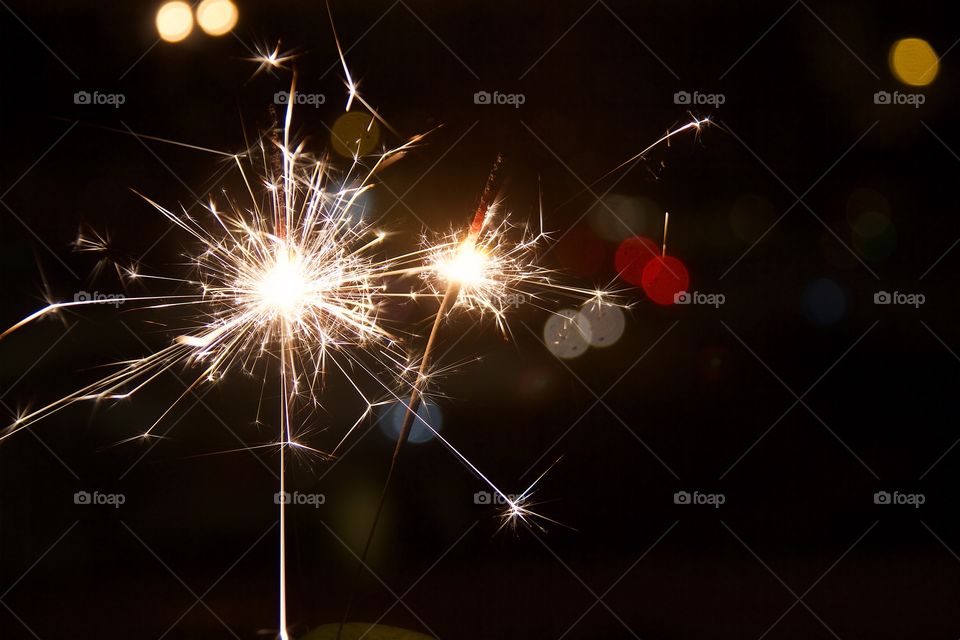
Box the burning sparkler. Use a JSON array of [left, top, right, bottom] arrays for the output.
[[0, 72, 435, 637], [341, 116, 713, 619], [0, 90, 554, 640], [358, 152, 616, 505], [2, 27, 709, 637]]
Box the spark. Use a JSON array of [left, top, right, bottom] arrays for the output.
[[360, 116, 710, 555], [1, 84, 557, 640], [593, 115, 711, 185], [249, 41, 298, 76], [70, 226, 111, 253], [325, 1, 400, 138], [70, 226, 130, 282], [491, 458, 573, 535], [1, 77, 427, 640], [2, 42, 709, 639], [421, 191, 626, 336], [1, 135, 414, 441]]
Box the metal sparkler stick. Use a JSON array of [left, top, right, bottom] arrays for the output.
[[392, 154, 502, 459], [662, 211, 669, 257], [337, 156, 503, 637]]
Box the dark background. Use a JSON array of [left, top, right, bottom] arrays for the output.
[[2, 1, 960, 638]]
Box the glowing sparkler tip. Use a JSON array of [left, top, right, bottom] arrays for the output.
[[437, 243, 489, 288], [253, 247, 311, 320]]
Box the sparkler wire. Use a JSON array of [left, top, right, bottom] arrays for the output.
[[336, 157, 502, 638], [0, 40, 707, 633]]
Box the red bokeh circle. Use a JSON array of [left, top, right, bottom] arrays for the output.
[[614, 236, 660, 285], [641, 255, 690, 305]]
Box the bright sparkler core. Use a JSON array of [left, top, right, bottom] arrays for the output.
[[252, 248, 312, 321], [421, 209, 621, 335], [438, 242, 489, 288]]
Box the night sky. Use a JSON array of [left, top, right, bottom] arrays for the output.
[[2, 1, 960, 638]]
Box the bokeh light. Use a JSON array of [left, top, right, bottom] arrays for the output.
[[852, 212, 896, 262], [699, 346, 730, 381], [331, 112, 381, 158], [641, 255, 689, 305], [577, 299, 625, 348], [156, 1, 194, 43], [846, 189, 895, 262], [589, 195, 658, 242], [852, 210, 889, 238], [516, 366, 554, 399], [889, 37, 939, 86], [196, 0, 238, 36], [380, 399, 443, 444], [615, 236, 659, 285], [802, 278, 847, 326], [543, 309, 591, 359]]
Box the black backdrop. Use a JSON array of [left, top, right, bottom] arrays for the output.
[[2, 1, 959, 638]]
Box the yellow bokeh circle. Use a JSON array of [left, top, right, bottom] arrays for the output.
[[156, 1, 194, 43], [196, 0, 238, 37], [889, 38, 939, 86], [330, 112, 381, 158]]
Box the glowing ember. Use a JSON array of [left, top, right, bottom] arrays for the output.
[[438, 242, 490, 288], [251, 248, 311, 320]]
